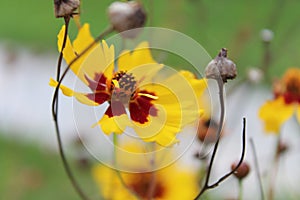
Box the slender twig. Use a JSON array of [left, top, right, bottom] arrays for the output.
[[268, 136, 281, 200], [194, 117, 247, 199], [194, 78, 225, 198], [51, 26, 113, 200], [205, 118, 246, 189], [52, 16, 90, 200], [54, 16, 70, 117], [250, 138, 265, 200], [238, 180, 243, 200]]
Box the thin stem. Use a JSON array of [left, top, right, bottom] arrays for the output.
[[238, 180, 243, 200], [205, 118, 246, 188], [204, 79, 225, 183], [52, 16, 90, 200], [194, 78, 225, 198], [194, 117, 247, 199], [268, 136, 281, 200], [54, 16, 70, 117], [250, 138, 265, 200], [51, 26, 113, 200], [261, 41, 272, 80]]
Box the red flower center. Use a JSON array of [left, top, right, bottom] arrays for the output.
[[128, 172, 165, 199], [85, 71, 158, 124], [111, 71, 137, 104], [273, 68, 300, 104], [282, 70, 300, 104]]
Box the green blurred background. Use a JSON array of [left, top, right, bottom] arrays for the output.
[[1, 0, 300, 199], [1, 0, 300, 75]]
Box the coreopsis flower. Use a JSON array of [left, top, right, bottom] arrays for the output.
[[259, 68, 300, 133], [92, 143, 199, 200], [50, 24, 207, 146]]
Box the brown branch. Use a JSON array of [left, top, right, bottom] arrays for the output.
[[194, 116, 247, 199], [51, 25, 114, 200], [52, 16, 91, 200]]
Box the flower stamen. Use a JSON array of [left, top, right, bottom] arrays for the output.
[[138, 92, 158, 100]]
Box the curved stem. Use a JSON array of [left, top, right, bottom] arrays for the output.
[[204, 118, 246, 189], [52, 16, 90, 200], [268, 136, 281, 200], [195, 78, 225, 198], [51, 26, 113, 200], [250, 138, 265, 200], [194, 82, 247, 199]]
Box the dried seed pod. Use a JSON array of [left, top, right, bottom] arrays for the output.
[[205, 48, 237, 83], [54, 0, 80, 18], [231, 161, 250, 180], [276, 141, 288, 155], [108, 1, 146, 38], [197, 118, 220, 144]]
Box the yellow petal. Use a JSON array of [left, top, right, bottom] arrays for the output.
[[49, 78, 98, 106], [73, 24, 115, 83], [95, 114, 130, 135], [92, 155, 199, 200], [117, 41, 156, 72], [132, 71, 205, 146], [297, 106, 300, 124], [259, 97, 294, 133], [133, 104, 180, 146], [57, 25, 77, 68], [58, 24, 114, 85], [178, 70, 208, 98], [80, 40, 115, 83], [92, 165, 135, 200]]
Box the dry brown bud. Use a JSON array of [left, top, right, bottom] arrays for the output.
[[277, 141, 289, 155], [205, 48, 237, 83], [197, 118, 220, 144], [54, 0, 80, 18], [108, 1, 146, 38], [231, 161, 250, 180]]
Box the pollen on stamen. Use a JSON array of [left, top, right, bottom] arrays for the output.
[[138, 93, 158, 100]]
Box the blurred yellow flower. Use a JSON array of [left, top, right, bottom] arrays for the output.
[[92, 143, 199, 200], [259, 68, 300, 133], [50, 24, 207, 146]]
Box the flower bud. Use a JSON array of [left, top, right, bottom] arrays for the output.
[[205, 48, 237, 83], [197, 118, 220, 144], [108, 1, 146, 38], [54, 0, 80, 18], [231, 161, 250, 180], [247, 67, 264, 84], [277, 141, 288, 155], [260, 29, 274, 43]]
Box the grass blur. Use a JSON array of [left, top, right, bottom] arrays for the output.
[[1, 0, 300, 77], [0, 136, 98, 200]]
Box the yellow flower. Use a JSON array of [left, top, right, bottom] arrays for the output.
[[92, 143, 199, 200], [259, 68, 300, 133], [50, 24, 207, 146]]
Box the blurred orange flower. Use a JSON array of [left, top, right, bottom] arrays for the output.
[[259, 68, 300, 133]]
